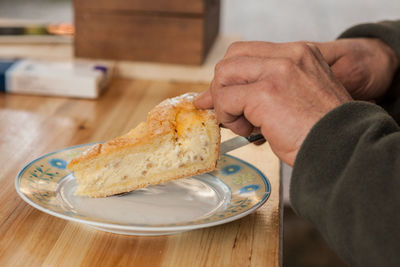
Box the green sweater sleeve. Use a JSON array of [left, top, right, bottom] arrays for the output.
[[291, 21, 400, 266], [291, 102, 400, 266]]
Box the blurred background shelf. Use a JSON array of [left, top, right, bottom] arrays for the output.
[[0, 34, 239, 83], [1, 0, 399, 86]]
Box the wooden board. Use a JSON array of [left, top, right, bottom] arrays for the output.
[[203, 0, 220, 55], [0, 79, 282, 267], [74, 0, 220, 65], [76, 0, 208, 14], [75, 11, 204, 64]]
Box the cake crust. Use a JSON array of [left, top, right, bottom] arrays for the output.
[[68, 93, 218, 167], [67, 93, 221, 197]]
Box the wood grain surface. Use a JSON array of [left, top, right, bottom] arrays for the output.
[[74, 0, 220, 65], [75, 0, 209, 14], [0, 79, 281, 267]]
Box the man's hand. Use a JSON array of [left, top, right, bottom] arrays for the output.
[[194, 41, 352, 166], [316, 38, 399, 101]]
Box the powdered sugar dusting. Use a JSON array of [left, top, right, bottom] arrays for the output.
[[157, 92, 198, 107]]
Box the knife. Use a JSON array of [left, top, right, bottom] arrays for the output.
[[220, 133, 266, 154]]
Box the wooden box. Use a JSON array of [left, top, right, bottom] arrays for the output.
[[74, 0, 220, 65]]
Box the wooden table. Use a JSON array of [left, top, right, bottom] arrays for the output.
[[0, 79, 282, 267]]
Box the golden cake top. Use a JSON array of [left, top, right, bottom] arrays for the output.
[[67, 92, 216, 168]]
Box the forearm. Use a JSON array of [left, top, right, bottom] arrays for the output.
[[291, 101, 400, 266]]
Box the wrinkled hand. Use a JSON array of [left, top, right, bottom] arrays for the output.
[[316, 38, 399, 101], [194, 41, 352, 166]]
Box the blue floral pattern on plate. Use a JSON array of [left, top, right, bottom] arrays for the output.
[[48, 158, 67, 169], [239, 184, 261, 194], [15, 143, 271, 235], [221, 164, 242, 175]]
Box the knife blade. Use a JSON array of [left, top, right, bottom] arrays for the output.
[[220, 133, 265, 154]]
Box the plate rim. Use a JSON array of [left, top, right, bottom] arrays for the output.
[[15, 143, 271, 233]]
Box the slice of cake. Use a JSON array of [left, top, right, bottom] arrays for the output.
[[67, 93, 220, 197]]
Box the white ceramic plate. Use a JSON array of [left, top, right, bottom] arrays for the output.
[[15, 143, 271, 235]]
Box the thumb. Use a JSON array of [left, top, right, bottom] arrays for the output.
[[194, 89, 213, 109], [312, 41, 342, 66]]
